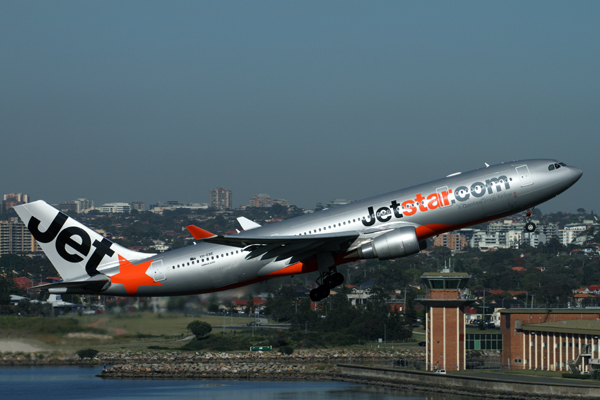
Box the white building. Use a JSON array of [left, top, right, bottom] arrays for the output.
[[347, 289, 372, 307], [149, 202, 208, 214], [559, 229, 578, 246], [469, 229, 523, 251], [74, 198, 94, 213], [99, 202, 131, 214]]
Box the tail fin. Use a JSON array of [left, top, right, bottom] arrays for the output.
[[14, 200, 154, 281]]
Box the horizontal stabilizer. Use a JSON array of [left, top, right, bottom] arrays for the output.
[[236, 217, 261, 231], [35, 274, 111, 292], [186, 225, 217, 240]]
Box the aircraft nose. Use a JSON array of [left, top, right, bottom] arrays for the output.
[[567, 166, 583, 185]]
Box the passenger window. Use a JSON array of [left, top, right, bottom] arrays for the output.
[[172, 266, 175, 269], [187, 262, 190, 266]]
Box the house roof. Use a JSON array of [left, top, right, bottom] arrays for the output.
[[509, 291, 527, 296], [233, 298, 266, 306], [574, 293, 598, 298]]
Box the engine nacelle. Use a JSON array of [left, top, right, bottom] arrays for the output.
[[355, 227, 423, 260]]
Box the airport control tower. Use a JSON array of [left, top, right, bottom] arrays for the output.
[[417, 269, 475, 371]]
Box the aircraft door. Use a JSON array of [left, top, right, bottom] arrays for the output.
[[151, 260, 166, 282], [515, 165, 533, 187]]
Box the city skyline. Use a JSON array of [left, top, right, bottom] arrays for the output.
[[1, 2, 598, 213]]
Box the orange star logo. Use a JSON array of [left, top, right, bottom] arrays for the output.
[[110, 255, 162, 296]]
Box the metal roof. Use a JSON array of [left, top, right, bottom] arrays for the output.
[[521, 319, 600, 335]]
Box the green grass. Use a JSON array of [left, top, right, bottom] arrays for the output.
[[76, 312, 257, 337], [0, 315, 105, 335]]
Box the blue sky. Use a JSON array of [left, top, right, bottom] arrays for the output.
[[1, 1, 598, 213]]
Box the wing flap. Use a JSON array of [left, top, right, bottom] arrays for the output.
[[204, 231, 359, 248]]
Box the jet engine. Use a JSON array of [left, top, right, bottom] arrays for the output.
[[353, 227, 424, 260]]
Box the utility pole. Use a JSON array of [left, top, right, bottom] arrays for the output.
[[384, 324, 387, 345]]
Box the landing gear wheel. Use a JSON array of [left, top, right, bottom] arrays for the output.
[[525, 222, 536, 232], [324, 272, 344, 289], [309, 286, 330, 302], [309, 288, 321, 302]]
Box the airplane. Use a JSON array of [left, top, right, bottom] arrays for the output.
[[14, 159, 582, 302]]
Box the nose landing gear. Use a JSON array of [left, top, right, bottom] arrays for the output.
[[524, 208, 536, 232], [309, 270, 344, 302]]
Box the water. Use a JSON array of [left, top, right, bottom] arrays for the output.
[[0, 366, 485, 400]]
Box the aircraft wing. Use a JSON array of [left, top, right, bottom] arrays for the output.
[[187, 225, 360, 261]]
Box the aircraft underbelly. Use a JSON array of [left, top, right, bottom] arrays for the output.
[[207, 263, 238, 288]]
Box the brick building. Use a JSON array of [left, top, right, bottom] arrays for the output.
[[433, 233, 468, 251], [2, 193, 29, 212], [500, 309, 600, 372], [418, 271, 475, 371]]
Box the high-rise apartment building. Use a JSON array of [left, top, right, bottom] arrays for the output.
[[0, 220, 39, 256], [74, 198, 94, 212], [209, 188, 232, 210], [2, 193, 29, 212]]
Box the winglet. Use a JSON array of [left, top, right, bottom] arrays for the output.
[[236, 216, 261, 231], [186, 225, 218, 240]]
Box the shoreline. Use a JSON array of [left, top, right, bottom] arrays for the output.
[[3, 348, 592, 399]]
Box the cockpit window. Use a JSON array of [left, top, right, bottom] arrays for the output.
[[549, 162, 568, 171]]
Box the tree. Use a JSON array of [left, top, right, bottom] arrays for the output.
[[404, 289, 417, 327], [187, 320, 212, 340], [207, 294, 220, 313], [245, 294, 254, 315], [265, 286, 296, 322]]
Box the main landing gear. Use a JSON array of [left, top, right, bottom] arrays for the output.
[[309, 270, 344, 302], [524, 208, 536, 232]]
